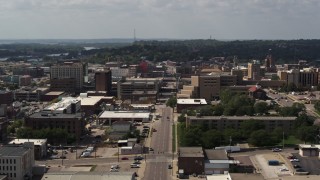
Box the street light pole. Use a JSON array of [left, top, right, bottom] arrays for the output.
[[118, 147, 120, 162]]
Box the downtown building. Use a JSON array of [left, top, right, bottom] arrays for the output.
[[0, 142, 35, 180], [50, 61, 87, 93]]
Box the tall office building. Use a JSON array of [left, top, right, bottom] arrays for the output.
[[95, 70, 112, 95], [287, 68, 318, 89], [248, 60, 261, 80], [50, 62, 84, 93]]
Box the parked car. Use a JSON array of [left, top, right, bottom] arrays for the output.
[[287, 155, 296, 159], [280, 168, 288, 172], [121, 157, 129, 160], [149, 148, 154, 151], [290, 159, 300, 162], [111, 164, 120, 169], [133, 161, 141, 164], [110, 168, 119, 172], [293, 165, 301, 168], [134, 156, 143, 160], [272, 148, 282, 152], [168, 164, 172, 169], [130, 164, 140, 168]]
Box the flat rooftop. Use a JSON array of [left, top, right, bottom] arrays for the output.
[[207, 174, 232, 180], [44, 97, 79, 111], [41, 171, 134, 180], [99, 111, 150, 119], [177, 99, 207, 105], [205, 149, 228, 160], [0, 146, 29, 157], [299, 144, 320, 149], [77, 96, 105, 106], [188, 116, 296, 121], [179, 147, 204, 158], [9, 139, 47, 146], [45, 91, 64, 96], [29, 112, 82, 119]]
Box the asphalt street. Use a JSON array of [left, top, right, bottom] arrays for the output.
[[143, 107, 173, 180]]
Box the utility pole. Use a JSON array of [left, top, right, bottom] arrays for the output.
[[283, 131, 285, 150]]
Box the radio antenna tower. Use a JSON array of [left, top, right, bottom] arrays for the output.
[[134, 29, 136, 42]]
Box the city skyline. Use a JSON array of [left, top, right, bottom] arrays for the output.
[[0, 0, 320, 40]]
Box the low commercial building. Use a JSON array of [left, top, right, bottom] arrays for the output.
[[25, 112, 85, 142], [13, 87, 50, 101], [299, 144, 320, 157], [178, 147, 205, 175], [0, 118, 8, 143], [204, 149, 229, 174], [8, 139, 47, 160], [41, 172, 135, 180], [42, 97, 80, 114], [186, 116, 296, 133], [99, 111, 151, 125], [41, 91, 65, 102], [0, 91, 13, 106], [121, 144, 143, 155], [109, 121, 132, 140], [176, 99, 207, 113], [77, 94, 115, 116], [0, 142, 35, 180]]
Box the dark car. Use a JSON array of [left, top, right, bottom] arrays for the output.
[[168, 164, 172, 169], [293, 165, 301, 169], [121, 157, 129, 160], [134, 156, 143, 160]]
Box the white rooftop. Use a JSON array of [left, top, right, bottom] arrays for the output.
[[9, 139, 47, 146], [99, 111, 150, 119], [41, 172, 134, 180], [299, 144, 320, 149], [44, 97, 79, 111], [177, 99, 207, 105], [77, 96, 104, 106], [207, 173, 232, 180]]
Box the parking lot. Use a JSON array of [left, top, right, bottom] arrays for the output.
[[292, 153, 320, 175]]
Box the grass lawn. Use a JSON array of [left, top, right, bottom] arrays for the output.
[[177, 123, 186, 147], [279, 135, 302, 146], [172, 124, 176, 152]]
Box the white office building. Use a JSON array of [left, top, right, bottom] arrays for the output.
[[0, 142, 35, 180]]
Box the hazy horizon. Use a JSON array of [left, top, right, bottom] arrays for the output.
[[1, 0, 320, 40]]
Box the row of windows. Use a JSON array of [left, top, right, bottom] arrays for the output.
[[0, 165, 16, 171], [0, 159, 16, 164]]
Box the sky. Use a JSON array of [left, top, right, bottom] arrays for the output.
[[0, 0, 320, 40]]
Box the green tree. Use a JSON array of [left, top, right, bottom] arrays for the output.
[[213, 104, 224, 116], [183, 126, 203, 146], [254, 102, 269, 115], [296, 126, 319, 143], [314, 101, 320, 112], [240, 120, 265, 139], [201, 130, 223, 148], [166, 96, 177, 108], [294, 113, 314, 128], [178, 113, 186, 122], [199, 105, 214, 116], [248, 130, 279, 147]]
